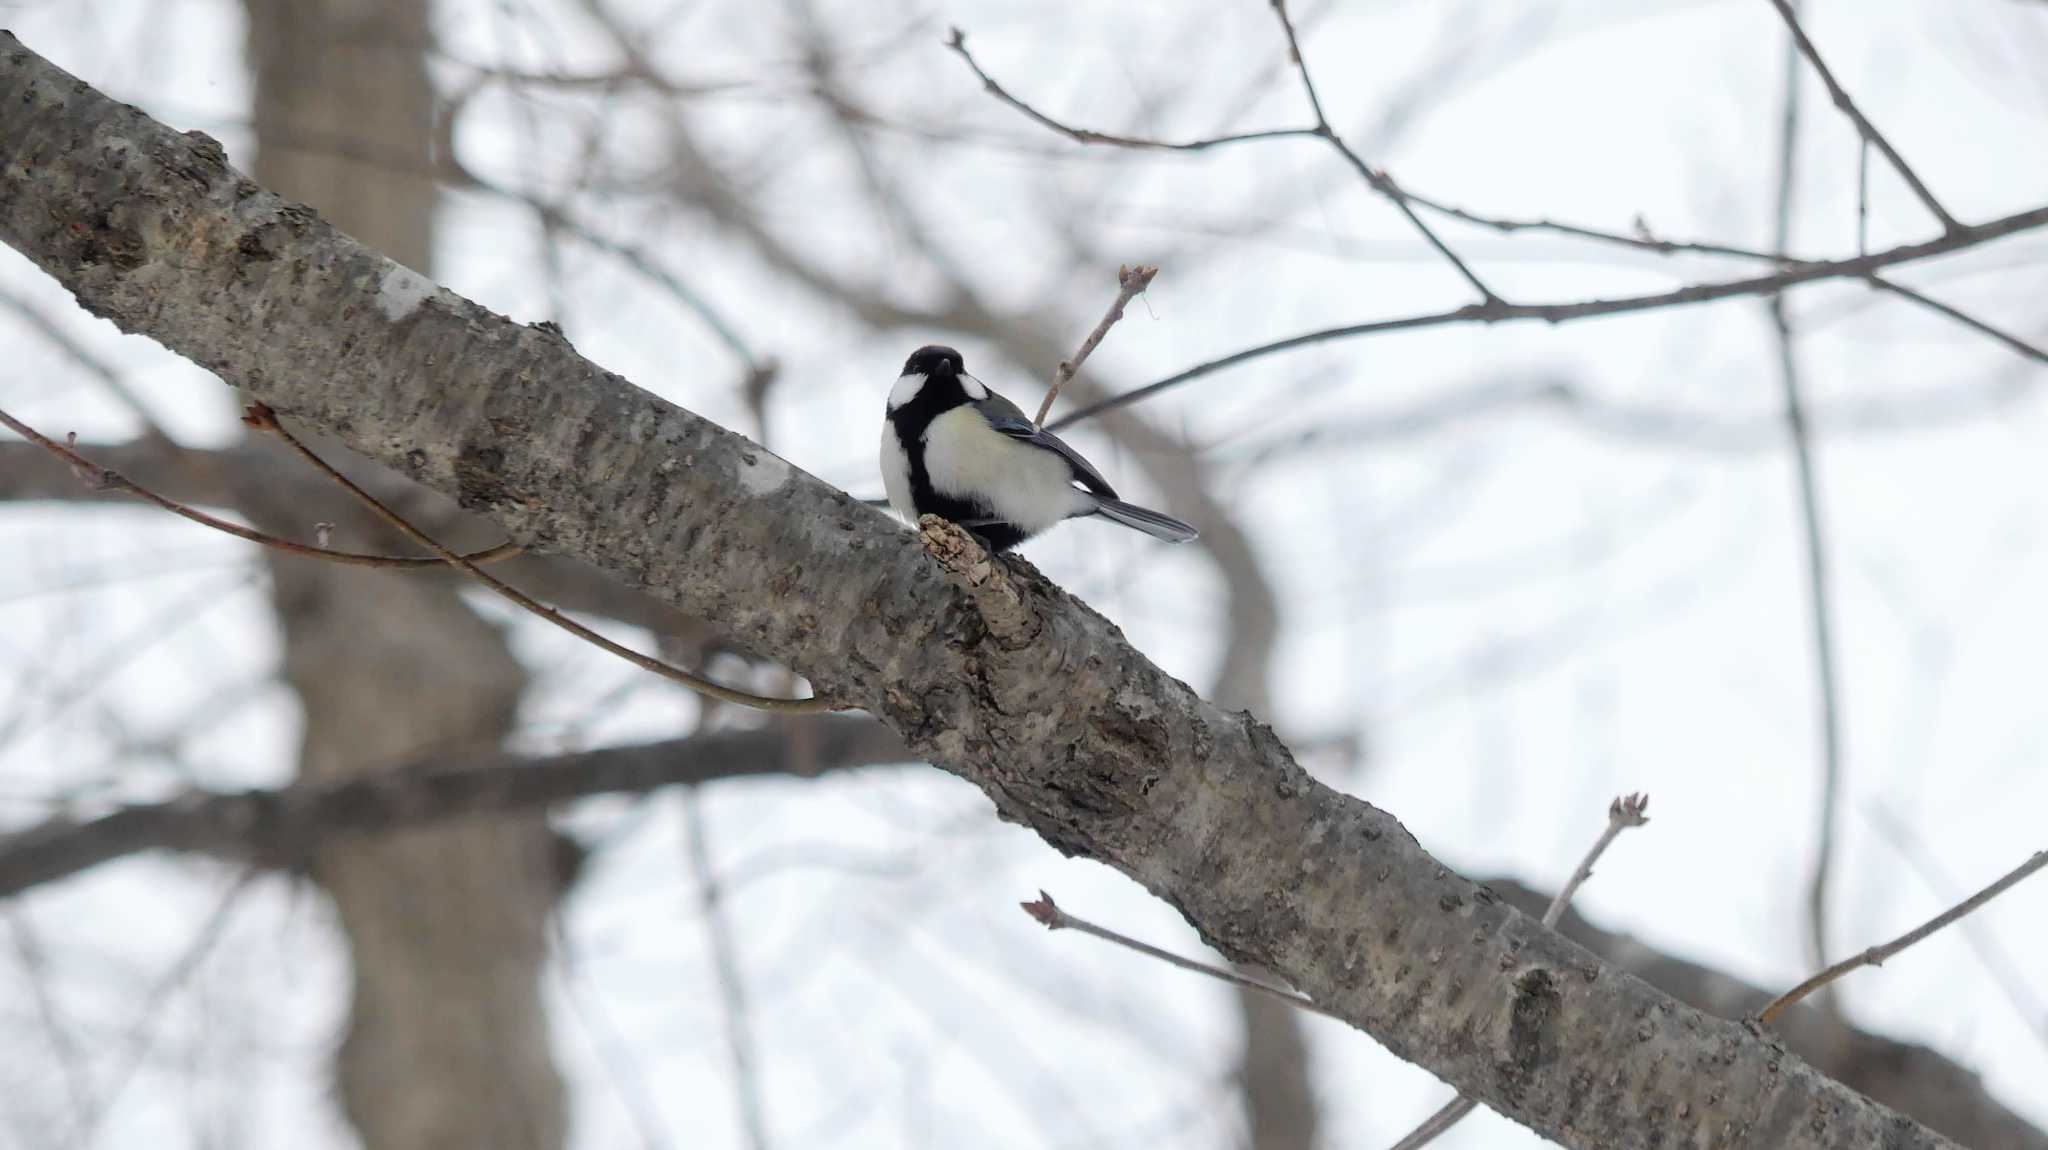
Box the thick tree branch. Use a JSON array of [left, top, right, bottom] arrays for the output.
[[0, 719, 909, 896], [0, 38, 1967, 1149]]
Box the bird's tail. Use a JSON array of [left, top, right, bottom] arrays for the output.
[[1092, 498, 1199, 543]]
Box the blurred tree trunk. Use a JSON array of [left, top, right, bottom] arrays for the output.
[[240, 3, 566, 1148]]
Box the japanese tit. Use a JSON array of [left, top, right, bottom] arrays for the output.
[[880, 344, 1199, 552]]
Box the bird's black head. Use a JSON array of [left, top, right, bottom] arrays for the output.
[[903, 345, 966, 379], [889, 344, 987, 413]]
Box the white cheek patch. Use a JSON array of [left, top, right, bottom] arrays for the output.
[[887, 372, 925, 410], [958, 372, 989, 401]]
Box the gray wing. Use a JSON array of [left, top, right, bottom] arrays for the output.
[[972, 392, 1119, 500]]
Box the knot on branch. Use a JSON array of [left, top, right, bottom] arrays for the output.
[[918, 515, 1039, 647]]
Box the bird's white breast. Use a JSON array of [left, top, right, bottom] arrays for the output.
[[879, 421, 915, 522], [921, 406, 1092, 534]]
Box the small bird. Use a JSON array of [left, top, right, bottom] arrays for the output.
[[880, 344, 1199, 552]]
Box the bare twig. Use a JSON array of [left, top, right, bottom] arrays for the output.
[[244, 404, 838, 713], [1757, 849, 2048, 1026], [1034, 265, 1157, 427], [0, 406, 523, 569], [946, 17, 1500, 304], [1024, 792, 1645, 1080], [1266, 0, 1499, 303], [1387, 794, 1650, 1150], [1768, 11, 1846, 1000], [1020, 891, 1343, 1023], [1864, 804, 2048, 1052], [943, 28, 1318, 153], [1337, 191, 2048, 368], [1545, 793, 1652, 927], [1763, 0, 1959, 232], [1044, 202, 2048, 430], [948, 17, 2043, 372], [1401, 192, 1791, 264], [1864, 275, 2048, 366]]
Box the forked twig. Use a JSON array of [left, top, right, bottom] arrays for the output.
[[1757, 848, 2048, 1026], [1018, 794, 1655, 1086], [243, 404, 837, 714], [0, 406, 522, 569], [1762, 0, 1958, 232], [1042, 202, 2048, 431], [946, 14, 1500, 306], [1265, 0, 1499, 304], [1034, 264, 1158, 428]]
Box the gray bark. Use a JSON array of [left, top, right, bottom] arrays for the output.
[[1489, 880, 2048, 1150], [0, 37, 1972, 1149], [239, 4, 565, 1147]]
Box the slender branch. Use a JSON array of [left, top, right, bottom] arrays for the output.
[[0, 405, 523, 569], [1544, 793, 1652, 927], [945, 16, 1500, 304], [1045, 202, 2048, 430], [947, 18, 2041, 371], [1020, 891, 1345, 1023], [1757, 849, 2048, 1026], [1387, 794, 1651, 1150], [1864, 275, 2048, 366], [1265, 0, 1500, 303], [1376, 192, 2048, 368], [244, 403, 839, 713], [942, 28, 1320, 153], [1864, 804, 2048, 1054], [1402, 192, 1791, 263], [1763, 0, 1959, 232], [1034, 264, 1157, 427], [1768, 13, 1847, 998]]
